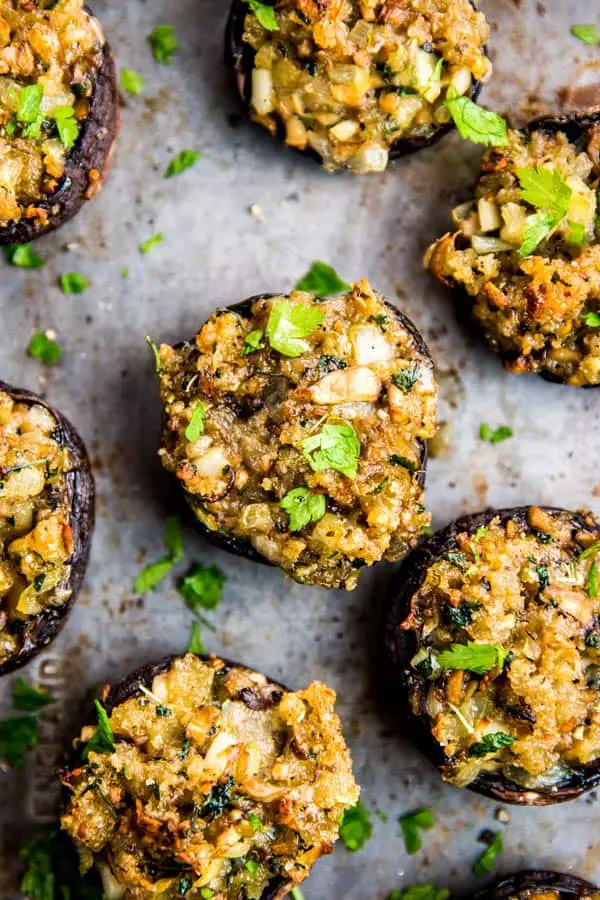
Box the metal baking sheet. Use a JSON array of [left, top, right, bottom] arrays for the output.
[[1, 0, 599, 896]]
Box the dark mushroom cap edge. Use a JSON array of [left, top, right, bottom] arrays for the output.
[[473, 870, 598, 900]]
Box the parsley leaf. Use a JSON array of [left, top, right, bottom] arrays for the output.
[[140, 233, 164, 254], [59, 272, 89, 294], [339, 802, 373, 852], [12, 679, 53, 712], [164, 150, 202, 178], [82, 699, 114, 760], [443, 601, 482, 628], [518, 166, 573, 214], [393, 365, 421, 394], [295, 261, 350, 297], [243, 329, 265, 355], [302, 423, 361, 479], [4, 244, 45, 268], [400, 808, 434, 855], [444, 90, 508, 147], [468, 732, 516, 757], [148, 25, 179, 63], [187, 620, 205, 654], [388, 885, 450, 900], [244, 0, 278, 31], [582, 311, 600, 328], [120, 67, 144, 95], [20, 829, 104, 900], [248, 812, 263, 833], [178, 562, 225, 613], [280, 487, 326, 532], [479, 423, 513, 444], [185, 403, 206, 441], [27, 332, 62, 366], [266, 299, 325, 357], [438, 642, 506, 675], [53, 106, 79, 151], [519, 211, 561, 257], [0, 716, 38, 767], [17, 84, 43, 124], [134, 516, 184, 594], [473, 831, 504, 876], [571, 24, 600, 46], [588, 560, 598, 599]]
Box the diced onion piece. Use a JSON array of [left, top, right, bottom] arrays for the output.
[[309, 366, 382, 404], [194, 446, 230, 477], [351, 325, 394, 364], [97, 863, 125, 900], [448, 67, 472, 97], [477, 198, 502, 233], [349, 142, 388, 173], [500, 202, 528, 244], [251, 68, 274, 116], [329, 119, 359, 141], [471, 234, 514, 255]]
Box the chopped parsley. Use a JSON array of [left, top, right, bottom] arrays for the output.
[[242, 329, 265, 355], [178, 562, 225, 613], [517, 166, 572, 256], [473, 831, 504, 876], [53, 106, 79, 151], [248, 812, 263, 832], [140, 233, 164, 254], [570, 24, 600, 45], [339, 802, 373, 852], [245, 860, 260, 876], [148, 25, 179, 63], [388, 885, 450, 900], [294, 260, 350, 297], [59, 272, 89, 294], [20, 829, 104, 900], [164, 150, 202, 178], [187, 620, 205, 654], [133, 515, 184, 594], [12, 679, 52, 712], [393, 365, 421, 394], [468, 732, 516, 758], [302, 423, 361, 479], [4, 244, 44, 268], [438, 642, 506, 675], [443, 601, 482, 628], [244, 0, 278, 32], [582, 312, 600, 328], [120, 67, 144, 95], [0, 716, 39, 767], [27, 332, 62, 366], [536, 564, 550, 589], [444, 89, 508, 147], [82, 700, 114, 760], [588, 561, 598, 599], [185, 402, 207, 441], [265, 298, 325, 357], [17, 84, 43, 125], [399, 808, 434, 855], [280, 487, 326, 532], [479, 423, 513, 444], [443, 551, 469, 572], [390, 455, 416, 475]]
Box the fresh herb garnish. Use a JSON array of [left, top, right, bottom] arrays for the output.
[[133, 516, 184, 594], [248, 812, 262, 832], [399, 808, 434, 855], [588, 561, 598, 599], [178, 562, 225, 613], [339, 802, 373, 852], [17, 84, 43, 125], [187, 620, 205, 654], [536, 564, 550, 589], [570, 24, 600, 45], [245, 860, 260, 876], [388, 885, 450, 900], [393, 365, 421, 394], [20, 829, 104, 900], [479, 423, 513, 444], [438, 642, 506, 675], [280, 487, 326, 532], [120, 67, 145, 95], [82, 699, 114, 760], [517, 166, 572, 256], [266, 298, 325, 357], [443, 601, 482, 628], [295, 261, 350, 297], [59, 272, 89, 294], [53, 106, 79, 150], [12, 679, 52, 712], [185, 402, 207, 441], [164, 150, 202, 178], [473, 831, 504, 876], [148, 25, 179, 63], [140, 233, 164, 254], [444, 89, 508, 147], [468, 732, 516, 758], [201, 777, 234, 819], [244, 0, 278, 32], [243, 329, 265, 355], [582, 312, 600, 327], [302, 423, 361, 479], [4, 244, 45, 268], [0, 716, 39, 767], [389, 455, 416, 475], [443, 550, 469, 572], [27, 331, 62, 366]]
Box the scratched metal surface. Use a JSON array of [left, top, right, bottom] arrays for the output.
[[1, 0, 600, 896]]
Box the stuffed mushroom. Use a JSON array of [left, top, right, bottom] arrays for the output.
[[425, 108, 600, 386], [0, 381, 94, 675], [226, 0, 491, 173], [155, 280, 438, 590], [474, 872, 599, 900], [0, 0, 119, 245], [60, 652, 359, 900], [384, 506, 600, 804]]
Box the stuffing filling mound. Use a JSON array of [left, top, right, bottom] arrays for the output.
[[156, 279, 438, 590], [402, 508, 600, 790], [241, 0, 490, 173], [425, 122, 600, 386], [0, 0, 105, 228], [0, 390, 74, 665], [61, 654, 359, 900]]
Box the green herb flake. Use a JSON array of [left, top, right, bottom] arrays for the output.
[[389, 455, 416, 475], [12, 679, 52, 712], [245, 0, 278, 31], [393, 365, 421, 394], [140, 233, 164, 255], [146, 335, 162, 373], [164, 150, 202, 178], [444, 89, 508, 147], [443, 550, 469, 572], [59, 272, 89, 294], [582, 311, 600, 328], [17, 84, 43, 124], [133, 515, 184, 594], [339, 802, 373, 852], [245, 860, 260, 876], [266, 298, 325, 357], [148, 24, 179, 63], [178, 875, 194, 896], [588, 561, 598, 599], [516, 166, 573, 256], [178, 562, 225, 613], [473, 831, 504, 877], [53, 106, 79, 150], [570, 24, 600, 46], [294, 260, 350, 297], [185, 402, 207, 442], [479, 423, 513, 444], [82, 699, 114, 760], [290, 890, 305, 900], [187, 620, 205, 655], [468, 731, 516, 758], [0, 715, 38, 767], [302, 423, 361, 479], [27, 331, 62, 366], [400, 808, 435, 855], [120, 67, 145, 95], [280, 487, 326, 532], [388, 885, 450, 900], [438, 642, 506, 675], [443, 601, 482, 628], [242, 329, 265, 355], [248, 812, 263, 833], [4, 243, 44, 268]]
